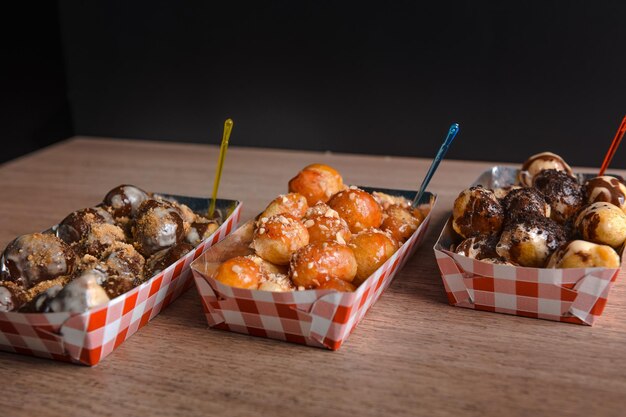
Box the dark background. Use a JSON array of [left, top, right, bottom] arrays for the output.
[[2, 1, 625, 166]]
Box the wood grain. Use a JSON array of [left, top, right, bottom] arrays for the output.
[[0, 137, 624, 417]]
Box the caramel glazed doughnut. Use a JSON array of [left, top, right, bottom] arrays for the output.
[[213, 163, 428, 292], [0, 184, 223, 312], [450, 152, 623, 268]]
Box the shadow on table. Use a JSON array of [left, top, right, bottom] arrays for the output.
[[389, 212, 451, 305]]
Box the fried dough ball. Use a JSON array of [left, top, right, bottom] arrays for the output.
[[102, 242, 145, 282], [132, 200, 185, 257], [166, 200, 197, 224], [251, 214, 309, 265], [518, 152, 573, 187], [290, 242, 357, 289], [186, 220, 219, 245], [2, 233, 77, 289], [57, 207, 115, 245], [327, 188, 383, 233], [547, 240, 621, 269], [348, 230, 398, 286], [245, 255, 293, 291], [584, 176, 626, 213], [45, 270, 110, 313], [381, 204, 422, 243], [452, 186, 504, 238], [144, 242, 194, 278], [302, 203, 352, 244], [575, 202, 626, 248], [78, 223, 126, 257], [501, 187, 551, 220], [317, 278, 356, 292], [454, 235, 500, 260], [260, 193, 309, 221], [496, 215, 567, 267], [533, 169, 584, 224], [288, 164, 344, 205], [20, 270, 110, 313], [213, 256, 263, 289], [73, 266, 135, 300], [103, 185, 150, 218]]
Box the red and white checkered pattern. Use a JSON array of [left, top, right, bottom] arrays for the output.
[[434, 244, 619, 325], [433, 166, 622, 325], [0, 202, 242, 365], [192, 195, 436, 350]]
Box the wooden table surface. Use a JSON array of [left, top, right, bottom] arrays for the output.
[[1, 137, 625, 417]]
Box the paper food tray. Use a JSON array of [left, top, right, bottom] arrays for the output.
[[191, 187, 436, 350], [0, 194, 242, 365], [433, 166, 624, 325]]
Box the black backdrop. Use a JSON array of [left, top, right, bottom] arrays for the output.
[[3, 1, 626, 166]]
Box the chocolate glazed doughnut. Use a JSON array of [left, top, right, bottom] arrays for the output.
[[501, 187, 551, 220], [57, 207, 115, 244], [584, 176, 626, 212], [496, 214, 567, 267], [517, 152, 573, 187], [452, 186, 504, 238], [533, 169, 584, 224], [2, 233, 77, 288], [103, 185, 150, 218], [132, 200, 186, 257]]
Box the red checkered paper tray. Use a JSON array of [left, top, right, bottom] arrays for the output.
[[191, 187, 436, 350], [434, 166, 624, 325], [0, 195, 242, 365]]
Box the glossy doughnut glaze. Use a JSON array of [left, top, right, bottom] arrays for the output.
[[533, 169, 584, 224], [517, 152, 573, 187], [584, 176, 626, 212], [452, 186, 504, 238], [2, 233, 76, 289], [290, 241, 357, 289], [327, 188, 383, 233], [288, 164, 344, 206]]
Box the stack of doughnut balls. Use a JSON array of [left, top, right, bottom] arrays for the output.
[[451, 151, 626, 269], [0, 185, 221, 313], [213, 164, 428, 292]]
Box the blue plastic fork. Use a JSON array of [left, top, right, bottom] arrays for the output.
[[412, 123, 460, 208]]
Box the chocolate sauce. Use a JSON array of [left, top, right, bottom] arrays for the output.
[[585, 176, 626, 207]]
